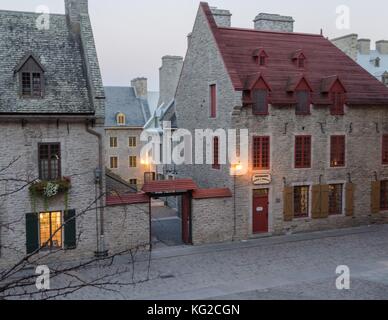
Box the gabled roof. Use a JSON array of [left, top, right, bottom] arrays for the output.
[[200, 2, 388, 106], [244, 73, 271, 91], [104, 86, 152, 127], [321, 76, 346, 93], [286, 75, 313, 92], [14, 53, 46, 73]]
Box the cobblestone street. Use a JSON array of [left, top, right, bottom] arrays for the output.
[[60, 224, 388, 300]]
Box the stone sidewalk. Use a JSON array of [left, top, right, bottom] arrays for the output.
[[62, 224, 388, 300]]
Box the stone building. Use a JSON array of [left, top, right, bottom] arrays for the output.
[[104, 78, 158, 191], [174, 2, 388, 242], [332, 34, 388, 86], [0, 0, 147, 268]]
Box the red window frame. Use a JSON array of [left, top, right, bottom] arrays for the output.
[[295, 136, 311, 168], [382, 135, 388, 165], [295, 90, 311, 115], [330, 135, 346, 168], [212, 136, 220, 170], [253, 136, 270, 170], [381, 181, 388, 210], [210, 84, 217, 118], [331, 92, 345, 115]]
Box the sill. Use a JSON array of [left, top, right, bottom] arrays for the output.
[[252, 168, 270, 172], [294, 215, 310, 220], [330, 165, 346, 169], [252, 112, 269, 116], [294, 167, 311, 170], [295, 113, 311, 116]]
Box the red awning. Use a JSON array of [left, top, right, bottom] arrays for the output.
[[142, 179, 198, 194]]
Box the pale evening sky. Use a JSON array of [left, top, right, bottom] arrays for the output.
[[1, 0, 387, 91]]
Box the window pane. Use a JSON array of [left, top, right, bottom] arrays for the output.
[[22, 72, 31, 96], [296, 91, 310, 114], [39, 212, 51, 248], [294, 186, 309, 218], [51, 212, 62, 248], [32, 73, 42, 97], [252, 90, 268, 114], [381, 181, 388, 210], [329, 184, 343, 215]]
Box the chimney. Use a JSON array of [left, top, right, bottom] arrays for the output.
[[376, 40, 388, 55], [331, 34, 358, 61], [357, 39, 371, 55], [131, 77, 148, 99], [158, 56, 184, 107], [210, 7, 232, 28], [254, 13, 294, 32], [65, 0, 88, 33]]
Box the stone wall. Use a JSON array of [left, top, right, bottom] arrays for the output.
[[104, 203, 150, 253], [331, 34, 359, 61], [192, 197, 235, 244]]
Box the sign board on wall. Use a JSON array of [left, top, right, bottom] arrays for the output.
[[252, 174, 272, 185]]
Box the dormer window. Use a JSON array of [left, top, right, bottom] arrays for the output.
[[253, 49, 268, 67], [292, 50, 306, 69], [15, 54, 45, 99], [372, 57, 381, 68], [116, 113, 126, 125]]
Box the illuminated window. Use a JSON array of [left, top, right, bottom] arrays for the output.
[[110, 156, 118, 169], [110, 137, 118, 148], [330, 136, 346, 167], [329, 184, 343, 215], [129, 156, 137, 168], [253, 136, 270, 170], [116, 113, 126, 125], [129, 137, 137, 147], [129, 179, 137, 186], [39, 212, 62, 249], [294, 186, 310, 218]]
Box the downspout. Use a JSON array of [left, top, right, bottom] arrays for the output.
[[86, 120, 107, 257]]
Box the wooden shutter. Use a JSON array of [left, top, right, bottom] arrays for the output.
[[26, 213, 39, 254], [320, 185, 330, 218], [345, 183, 354, 216], [371, 181, 381, 214], [311, 185, 321, 219], [64, 209, 77, 250], [283, 187, 294, 221]]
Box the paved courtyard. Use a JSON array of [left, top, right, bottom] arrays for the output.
[[53, 225, 388, 299]]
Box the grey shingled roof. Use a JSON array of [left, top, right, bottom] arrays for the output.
[[0, 10, 93, 114], [104, 86, 153, 127]]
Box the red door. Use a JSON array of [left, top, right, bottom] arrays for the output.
[[252, 189, 269, 234], [181, 193, 192, 244]]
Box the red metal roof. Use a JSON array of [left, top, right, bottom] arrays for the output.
[[142, 179, 198, 194], [200, 2, 388, 106], [192, 188, 233, 199], [106, 193, 150, 206]]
